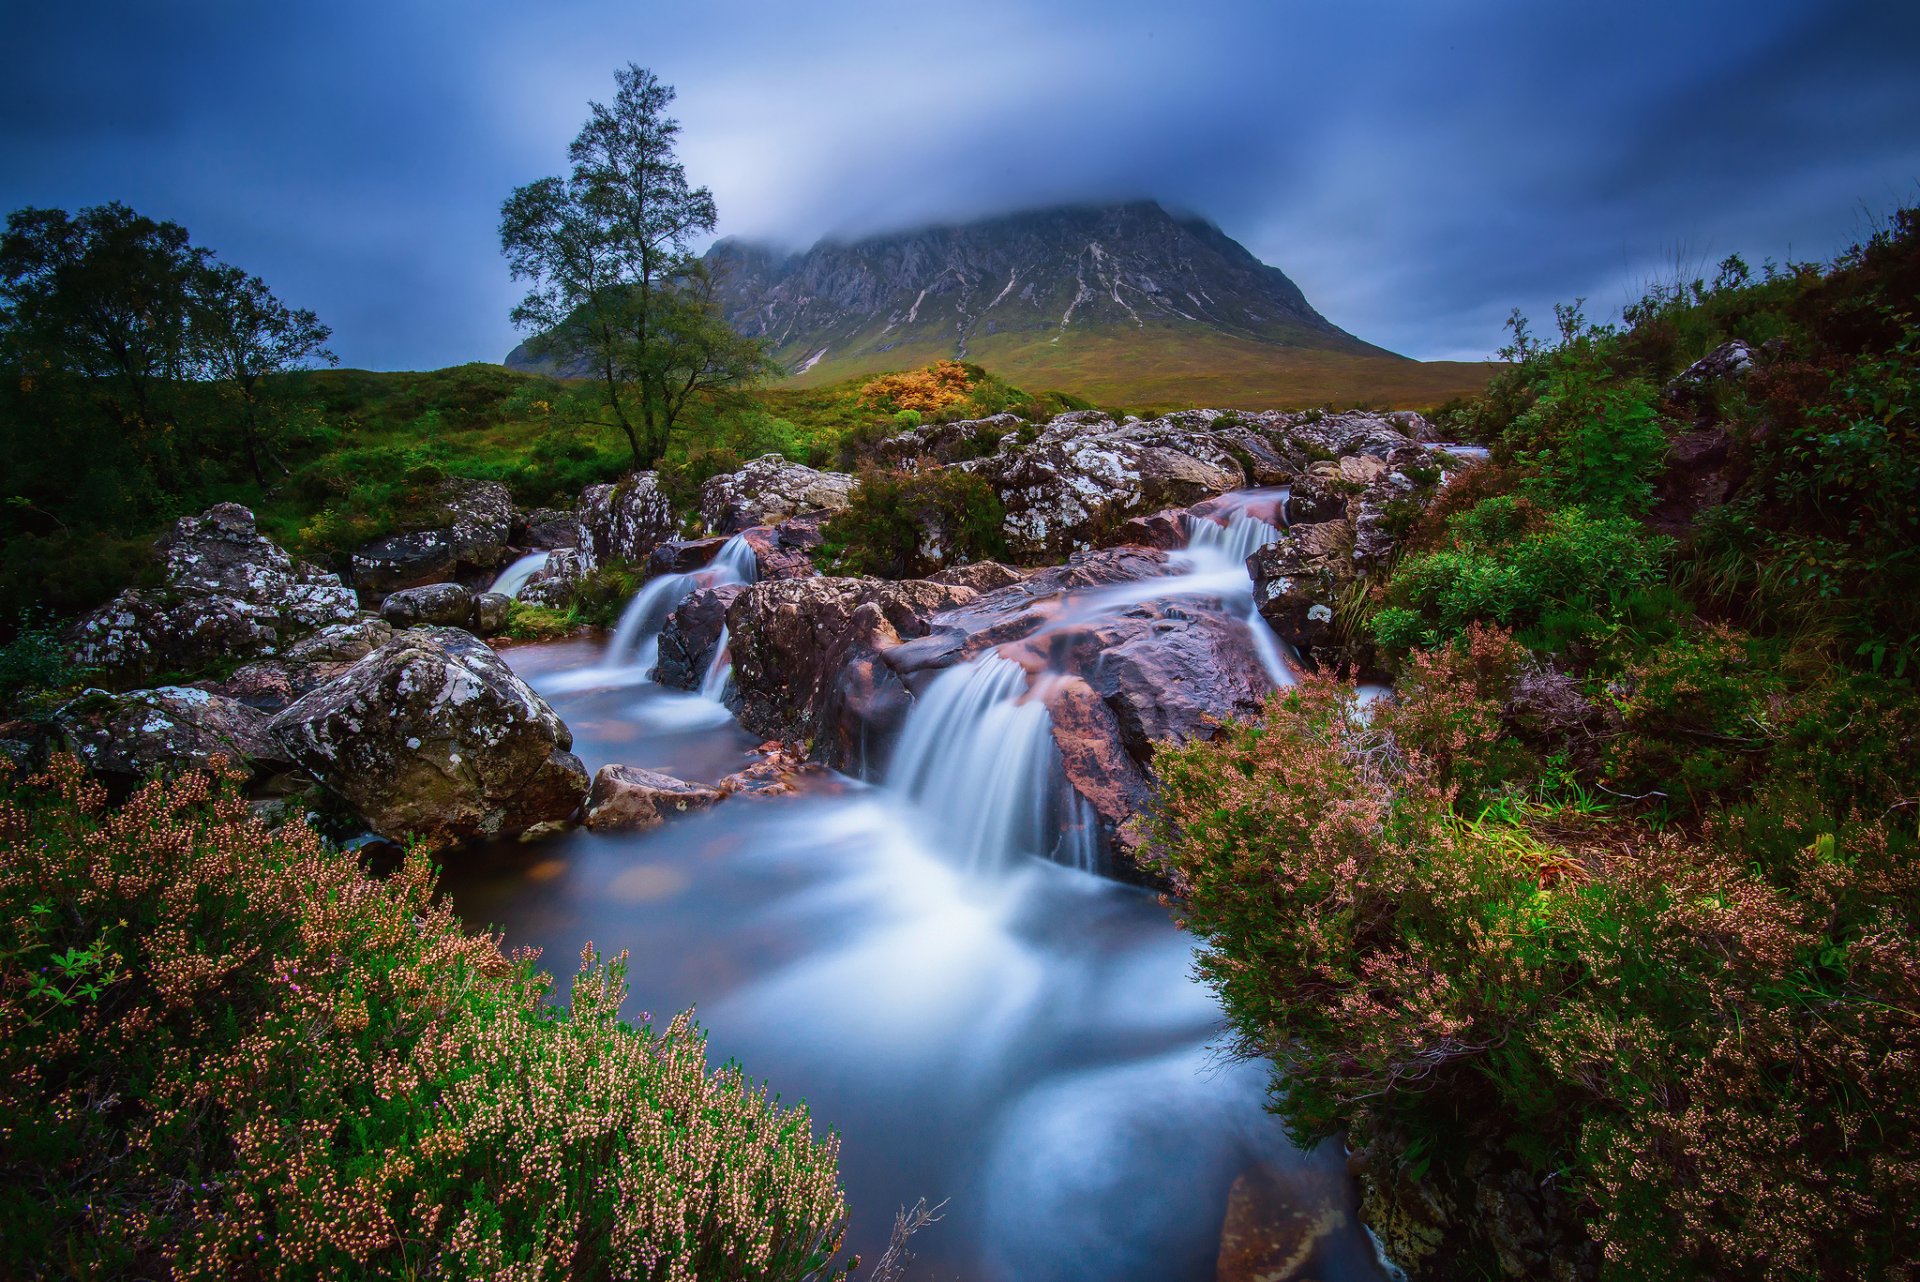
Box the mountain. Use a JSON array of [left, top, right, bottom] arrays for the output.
[[508, 201, 1494, 408]]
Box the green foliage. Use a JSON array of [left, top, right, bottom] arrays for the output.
[[817, 466, 1007, 578], [0, 757, 850, 1280], [498, 600, 583, 641], [0, 615, 92, 716], [1375, 495, 1668, 651]]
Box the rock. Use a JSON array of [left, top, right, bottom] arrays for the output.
[[284, 618, 394, 665], [1665, 339, 1755, 404], [68, 504, 358, 686], [583, 764, 723, 831], [55, 686, 285, 782], [268, 627, 588, 847], [517, 548, 590, 607], [380, 582, 476, 629], [876, 412, 1024, 466], [725, 576, 980, 753], [927, 561, 1027, 592], [1248, 521, 1354, 662], [648, 536, 729, 576], [1285, 467, 1351, 525], [472, 592, 512, 636], [197, 659, 336, 714], [1113, 509, 1190, 550], [578, 473, 676, 568], [699, 455, 856, 534], [512, 506, 579, 550], [717, 743, 821, 798], [739, 514, 825, 581], [1215, 1163, 1352, 1282], [654, 584, 745, 692], [350, 478, 515, 594], [962, 413, 1245, 560], [1650, 423, 1741, 536]]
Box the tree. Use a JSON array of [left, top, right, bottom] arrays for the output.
[[189, 261, 336, 485], [499, 65, 770, 468]]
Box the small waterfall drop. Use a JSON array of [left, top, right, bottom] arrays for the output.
[[887, 653, 1073, 874], [699, 625, 733, 701], [489, 551, 551, 599], [605, 534, 758, 673]]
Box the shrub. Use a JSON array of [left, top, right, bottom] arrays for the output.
[[0, 756, 850, 1280], [0, 615, 91, 718], [817, 466, 1006, 578], [1376, 496, 1669, 651], [855, 361, 974, 414], [1506, 368, 1666, 513]]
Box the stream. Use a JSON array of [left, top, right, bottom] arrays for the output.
[[436, 504, 1393, 1282]]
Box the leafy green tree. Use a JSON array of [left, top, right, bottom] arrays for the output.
[[500, 65, 770, 468], [188, 261, 337, 485]]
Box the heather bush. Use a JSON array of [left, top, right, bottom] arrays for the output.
[[0, 757, 850, 1280], [817, 466, 1006, 578]]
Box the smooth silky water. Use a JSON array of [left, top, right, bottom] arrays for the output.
[[438, 507, 1391, 1282]]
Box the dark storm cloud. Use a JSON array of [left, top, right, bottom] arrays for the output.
[[4, 0, 1915, 367]]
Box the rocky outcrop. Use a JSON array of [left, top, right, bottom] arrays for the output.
[[927, 561, 1026, 592], [876, 413, 1023, 466], [724, 576, 980, 756], [517, 548, 590, 607], [350, 478, 515, 594], [1248, 521, 1355, 664], [699, 456, 855, 534], [578, 472, 676, 568], [583, 764, 724, 831], [54, 685, 285, 782], [269, 627, 588, 846], [1665, 339, 1755, 404], [68, 504, 359, 686], [739, 513, 825, 581], [654, 584, 745, 692]]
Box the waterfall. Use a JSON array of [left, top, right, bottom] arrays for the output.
[[489, 551, 551, 599], [699, 625, 733, 701], [604, 534, 758, 673], [886, 654, 1077, 874], [1181, 506, 1297, 688], [1183, 508, 1281, 566]]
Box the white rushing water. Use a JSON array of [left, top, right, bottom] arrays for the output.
[[699, 624, 733, 701], [488, 550, 551, 599], [442, 491, 1388, 1281]]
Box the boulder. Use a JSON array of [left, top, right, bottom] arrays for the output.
[[875, 412, 1024, 466], [512, 506, 579, 550], [68, 504, 358, 685], [725, 576, 980, 753], [1112, 509, 1190, 551], [517, 548, 590, 608], [739, 515, 825, 581], [578, 472, 676, 568], [1665, 339, 1756, 405], [699, 455, 856, 534], [648, 536, 729, 576], [583, 764, 724, 831], [927, 561, 1027, 592], [1285, 468, 1349, 524], [55, 686, 285, 782], [381, 582, 476, 629], [1248, 520, 1354, 661], [350, 478, 515, 594], [654, 584, 745, 692], [197, 659, 335, 714], [268, 627, 588, 846], [284, 618, 394, 665], [472, 592, 512, 636]]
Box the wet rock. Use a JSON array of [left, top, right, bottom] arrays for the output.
[[927, 560, 1027, 591], [654, 583, 746, 691], [725, 576, 980, 752], [1216, 1163, 1352, 1282], [55, 685, 285, 782], [583, 764, 723, 831], [1248, 520, 1354, 661], [68, 504, 357, 685], [381, 582, 476, 629], [1113, 509, 1190, 551], [269, 627, 588, 847], [648, 536, 729, 575], [718, 742, 821, 798], [472, 592, 512, 636], [740, 513, 827, 581], [350, 478, 515, 594], [578, 472, 676, 569], [700, 456, 856, 535]]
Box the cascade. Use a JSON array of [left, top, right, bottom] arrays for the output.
[[605, 534, 758, 672], [489, 551, 551, 599], [699, 625, 734, 701]]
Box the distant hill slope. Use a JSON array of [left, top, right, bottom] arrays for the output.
[[507, 200, 1494, 408]]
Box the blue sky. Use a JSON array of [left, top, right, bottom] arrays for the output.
[[5, 0, 1916, 367]]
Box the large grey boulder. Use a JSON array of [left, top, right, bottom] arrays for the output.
[[269, 627, 588, 846], [578, 472, 675, 568], [699, 455, 855, 534], [55, 685, 285, 782], [350, 478, 515, 594], [380, 582, 476, 629], [68, 504, 358, 685]]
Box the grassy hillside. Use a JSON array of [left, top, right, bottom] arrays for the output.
[[784, 323, 1492, 409]]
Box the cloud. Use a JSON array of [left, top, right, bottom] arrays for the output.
[[3, 0, 1915, 367]]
